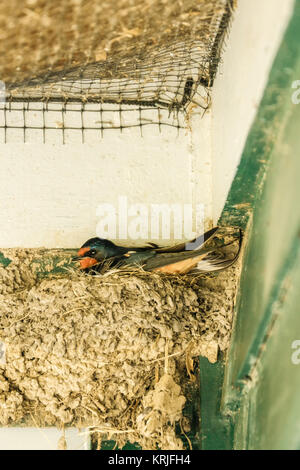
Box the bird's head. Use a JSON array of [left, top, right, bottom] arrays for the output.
[[73, 237, 118, 269]]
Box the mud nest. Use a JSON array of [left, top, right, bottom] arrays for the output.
[[0, 245, 241, 449]]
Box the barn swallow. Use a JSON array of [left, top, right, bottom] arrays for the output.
[[73, 227, 242, 274], [73, 228, 218, 269]]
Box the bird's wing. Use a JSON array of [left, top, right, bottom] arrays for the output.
[[116, 251, 157, 267], [141, 248, 217, 271], [144, 228, 242, 272], [125, 242, 159, 252], [120, 227, 219, 255], [106, 249, 212, 271], [153, 227, 219, 253]]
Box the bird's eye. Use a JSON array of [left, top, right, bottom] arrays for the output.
[[90, 249, 97, 255]]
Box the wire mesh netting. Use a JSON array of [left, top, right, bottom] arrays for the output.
[[0, 102, 188, 143], [0, 0, 235, 142]]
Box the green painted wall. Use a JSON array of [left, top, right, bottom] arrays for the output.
[[211, 0, 300, 450], [237, 248, 300, 449]]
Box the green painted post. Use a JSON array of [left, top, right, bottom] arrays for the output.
[[200, 0, 300, 450]]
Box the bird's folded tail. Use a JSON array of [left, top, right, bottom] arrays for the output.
[[152, 229, 243, 274], [189, 229, 243, 273]]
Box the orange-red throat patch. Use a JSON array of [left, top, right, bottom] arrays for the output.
[[79, 257, 98, 269]]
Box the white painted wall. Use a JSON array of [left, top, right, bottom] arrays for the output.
[[0, 0, 294, 250], [0, 110, 212, 248]]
